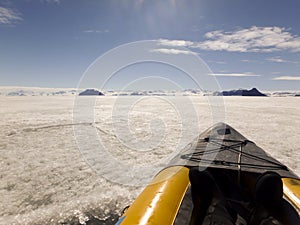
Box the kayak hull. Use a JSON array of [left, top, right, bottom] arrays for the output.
[[117, 165, 300, 225], [116, 123, 300, 225], [119, 166, 189, 225]]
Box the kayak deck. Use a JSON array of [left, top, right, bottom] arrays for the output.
[[170, 123, 298, 179], [174, 167, 300, 225], [117, 123, 300, 225], [119, 166, 300, 225]]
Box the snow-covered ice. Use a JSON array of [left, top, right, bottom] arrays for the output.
[[0, 95, 299, 224]]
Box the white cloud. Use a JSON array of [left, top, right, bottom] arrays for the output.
[[266, 56, 299, 64], [241, 59, 258, 63], [41, 0, 61, 4], [83, 29, 109, 33], [150, 48, 197, 55], [266, 57, 287, 63], [158, 39, 193, 47], [209, 73, 260, 77], [207, 60, 227, 64], [196, 26, 300, 52], [0, 6, 22, 24], [159, 26, 300, 53], [272, 76, 300, 81]]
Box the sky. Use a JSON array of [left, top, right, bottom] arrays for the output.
[[1, 0, 300, 91]]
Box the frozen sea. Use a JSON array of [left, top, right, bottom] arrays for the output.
[[0, 96, 299, 224]]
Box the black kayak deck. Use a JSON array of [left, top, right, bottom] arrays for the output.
[[169, 122, 298, 179], [173, 167, 300, 225]]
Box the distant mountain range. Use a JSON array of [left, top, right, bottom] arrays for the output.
[[78, 89, 104, 96], [213, 88, 267, 96], [0, 86, 77, 96], [0, 86, 299, 97]]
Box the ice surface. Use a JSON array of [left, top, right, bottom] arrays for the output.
[[0, 95, 299, 224]]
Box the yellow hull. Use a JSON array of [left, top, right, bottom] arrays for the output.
[[283, 178, 300, 210], [116, 124, 300, 224], [118, 166, 189, 225], [117, 166, 300, 225]]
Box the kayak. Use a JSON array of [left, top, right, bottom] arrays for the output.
[[116, 123, 300, 225]]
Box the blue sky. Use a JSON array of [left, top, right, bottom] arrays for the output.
[[1, 0, 300, 90]]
